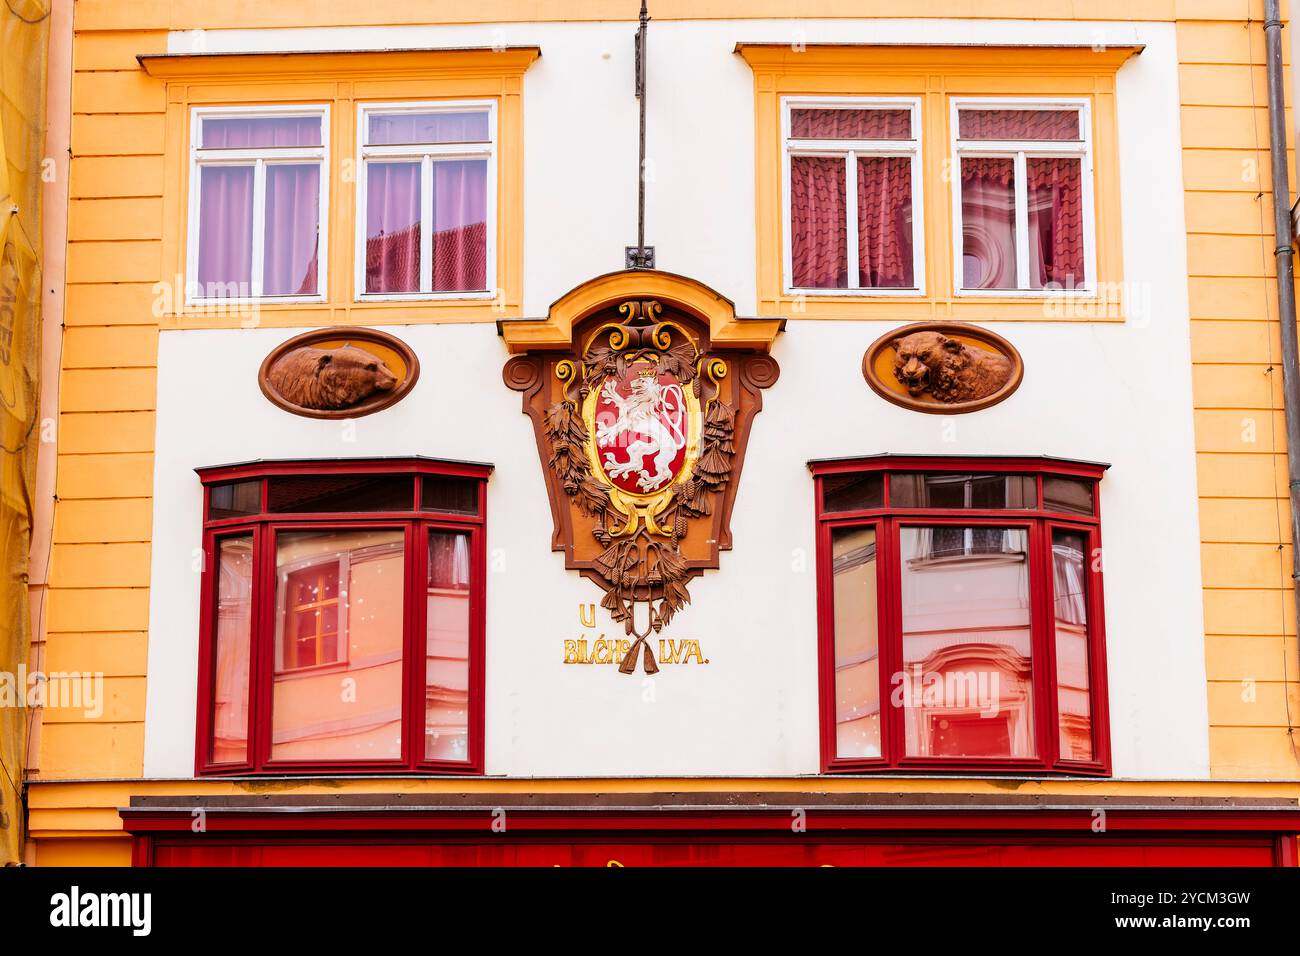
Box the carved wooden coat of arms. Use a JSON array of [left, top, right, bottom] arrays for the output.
[[504, 292, 779, 674]]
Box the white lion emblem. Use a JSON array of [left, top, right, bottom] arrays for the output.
[[596, 374, 686, 492]]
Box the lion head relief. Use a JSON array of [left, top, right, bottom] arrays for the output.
[[892, 330, 1013, 405]]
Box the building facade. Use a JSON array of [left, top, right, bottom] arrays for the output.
[[22, 1, 1300, 866]]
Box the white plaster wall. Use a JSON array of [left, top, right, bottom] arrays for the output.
[[145, 19, 1206, 779]]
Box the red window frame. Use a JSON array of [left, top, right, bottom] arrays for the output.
[[194, 458, 491, 776], [811, 455, 1111, 776]]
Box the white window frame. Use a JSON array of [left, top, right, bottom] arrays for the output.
[[186, 104, 330, 306], [781, 95, 924, 298], [355, 99, 498, 302], [950, 96, 1096, 297]]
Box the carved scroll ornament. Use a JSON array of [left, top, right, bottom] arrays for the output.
[[504, 297, 778, 674]]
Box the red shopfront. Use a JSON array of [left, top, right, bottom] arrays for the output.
[[121, 793, 1300, 867]]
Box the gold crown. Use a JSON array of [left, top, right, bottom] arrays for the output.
[[635, 366, 657, 378]]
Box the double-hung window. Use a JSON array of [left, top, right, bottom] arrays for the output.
[[357, 101, 496, 299], [188, 106, 328, 302], [783, 97, 922, 294], [196, 460, 489, 775], [813, 457, 1110, 775], [952, 99, 1094, 294]]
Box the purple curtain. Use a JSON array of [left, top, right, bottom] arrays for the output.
[[263, 164, 320, 296], [197, 165, 254, 296], [202, 115, 321, 148], [368, 111, 489, 146], [365, 162, 422, 293], [432, 159, 488, 292]]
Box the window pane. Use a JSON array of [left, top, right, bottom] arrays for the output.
[[961, 157, 1017, 289], [426, 531, 472, 761], [211, 536, 253, 764], [790, 155, 847, 289], [271, 530, 405, 762], [857, 156, 914, 288], [1053, 530, 1093, 761], [267, 475, 414, 513], [790, 108, 911, 140], [891, 473, 1036, 510], [1028, 157, 1085, 289], [262, 163, 320, 296], [365, 162, 421, 294], [421, 476, 480, 514], [208, 479, 261, 519], [201, 115, 322, 148], [432, 159, 489, 292], [958, 109, 1080, 141], [822, 473, 883, 513], [196, 164, 254, 297], [1043, 476, 1095, 515], [899, 526, 1035, 759], [368, 110, 490, 145], [832, 526, 880, 758]]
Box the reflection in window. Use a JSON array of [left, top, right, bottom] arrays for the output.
[[1053, 530, 1093, 761], [360, 105, 493, 295], [891, 473, 1035, 510], [212, 536, 253, 764], [832, 527, 880, 758], [271, 529, 405, 762], [822, 473, 883, 513], [899, 527, 1035, 759], [1043, 475, 1095, 515], [426, 532, 471, 761], [955, 105, 1089, 292]]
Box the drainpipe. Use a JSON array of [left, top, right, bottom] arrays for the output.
[[1264, 1, 1300, 732]]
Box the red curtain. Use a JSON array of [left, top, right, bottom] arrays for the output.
[[957, 109, 1079, 141], [791, 108, 911, 140], [366, 222, 420, 294], [959, 159, 1083, 289], [1027, 157, 1084, 288], [856, 156, 913, 288], [790, 156, 846, 288]]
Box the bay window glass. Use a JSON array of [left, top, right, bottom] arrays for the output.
[[832, 526, 881, 759], [954, 102, 1091, 293], [785, 98, 921, 293], [1053, 530, 1094, 761], [359, 102, 494, 297], [899, 527, 1034, 759], [815, 458, 1108, 774], [271, 530, 404, 762], [197, 462, 489, 775], [426, 531, 472, 761], [210, 536, 253, 765], [190, 108, 327, 300]]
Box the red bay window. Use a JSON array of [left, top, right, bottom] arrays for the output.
[[812, 456, 1110, 775], [195, 459, 490, 775]]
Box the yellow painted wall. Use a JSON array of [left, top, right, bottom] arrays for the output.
[[1177, 14, 1300, 778], [32, 1, 1300, 864]]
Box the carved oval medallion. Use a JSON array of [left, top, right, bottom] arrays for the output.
[[589, 361, 697, 497], [862, 321, 1023, 414], [258, 327, 420, 419]]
